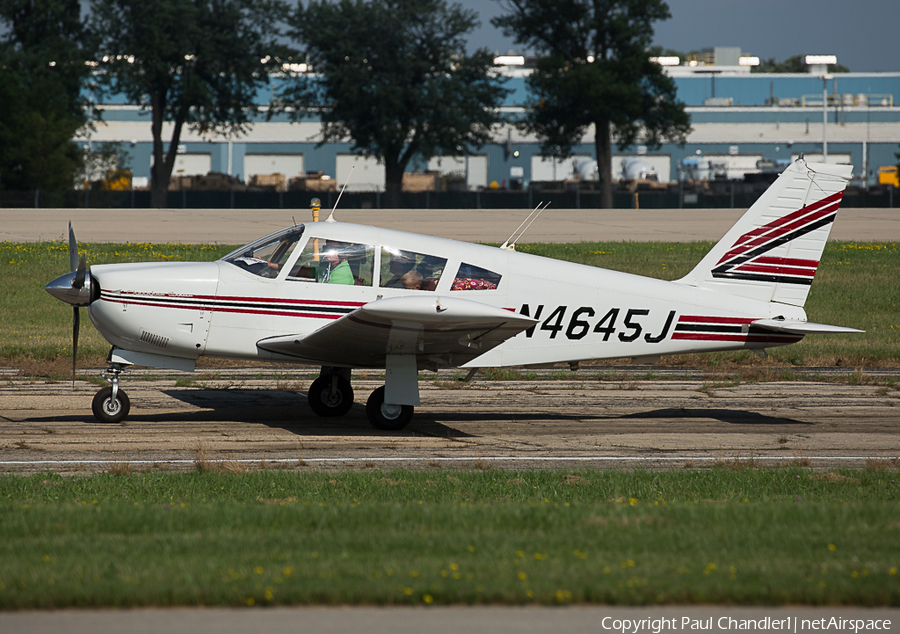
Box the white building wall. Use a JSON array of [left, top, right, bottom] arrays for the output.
[[336, 155, 385, 191]]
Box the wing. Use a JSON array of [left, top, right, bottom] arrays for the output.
[[751, 319, 864, 334], [256, 295, 537, 368]]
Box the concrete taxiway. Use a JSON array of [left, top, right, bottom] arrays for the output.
[[3, 206, 898, 244], [2, 367, 897, 473]]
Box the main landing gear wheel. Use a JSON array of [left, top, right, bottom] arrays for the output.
[[365, 386, 413, 431], [308, 375, 354, 417], [91, 386, 131, 423]]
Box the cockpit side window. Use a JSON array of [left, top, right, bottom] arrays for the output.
[[223, 227, 304, 278], [380, 248, 446, 291], [287, 238, 376, 286], [451, 263, 501, 291]]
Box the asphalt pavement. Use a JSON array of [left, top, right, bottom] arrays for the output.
[[2, 606, 898, 634]]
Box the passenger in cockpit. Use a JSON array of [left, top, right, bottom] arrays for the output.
[[399, 270, 423, 290], [382, 252, 415, 288]]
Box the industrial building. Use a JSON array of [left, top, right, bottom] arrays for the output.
[[77, 49, 900, 194]]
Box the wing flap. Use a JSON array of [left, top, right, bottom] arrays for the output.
[[751, 319, 864, 335], [257, 295, 537, 367]]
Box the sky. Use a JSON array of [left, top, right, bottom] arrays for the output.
[[462, 0, 898, 73], [3, 1, 894, 73]]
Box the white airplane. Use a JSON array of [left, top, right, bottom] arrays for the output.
[[46, 159, 862, 429]]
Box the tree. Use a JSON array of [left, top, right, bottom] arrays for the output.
[[754, 54, 849, 74], [89, 0, 287, 207], [493, 0, 690, 208], [80, 141, 131, 187], [0, 0, 90, 191], [282, 0, 509, 207]]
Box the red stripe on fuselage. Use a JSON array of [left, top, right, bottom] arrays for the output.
[[672, 332, 803, 344], [100, 296, 343, 320], [677, 315, 755, 325], [671, 333, 747, 342], [114, 291, 365, 308]]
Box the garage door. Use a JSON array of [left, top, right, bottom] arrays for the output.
[[791, 153, 852, 165], [173, 154, 211, 177], [244, 154, 305, 179], [704, 154, 763, 180], [427, 155, 488, 189], [530, 155, 592, 181]]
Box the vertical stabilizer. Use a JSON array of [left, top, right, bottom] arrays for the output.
[[676, 160, 852, 307]]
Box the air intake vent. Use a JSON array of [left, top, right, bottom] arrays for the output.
[[140, 331, 169, 348]]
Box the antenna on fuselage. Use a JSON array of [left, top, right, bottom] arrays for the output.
[[326, 166, 354, 223], [500, 201, 550, 251]]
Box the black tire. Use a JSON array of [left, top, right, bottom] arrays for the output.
[[91, 386, 131, 423], [307, 375, 354, 417], [365, 386, 413, 431]]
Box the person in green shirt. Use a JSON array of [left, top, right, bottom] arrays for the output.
[[319, 243, 354, 285]]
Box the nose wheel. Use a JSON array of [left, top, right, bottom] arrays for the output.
[[92, 386, 131, 423], [91, 362, 130, 423]]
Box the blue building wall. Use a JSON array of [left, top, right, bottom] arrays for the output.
[[88, 71, 900, 187], [499, 73, 900, 107], [672, 74, 900, 106]]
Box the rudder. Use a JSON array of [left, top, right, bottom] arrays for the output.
[[676, 159, 852, 307]]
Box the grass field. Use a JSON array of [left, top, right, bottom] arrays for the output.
[[1, 239, 898, 371], [0, 468, 898, 609]]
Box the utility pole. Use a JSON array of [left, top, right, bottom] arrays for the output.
[[821, 74, 831, 161], [805, 55, 837, 163]]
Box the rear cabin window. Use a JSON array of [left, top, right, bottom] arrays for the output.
[[379, 248, 446, 291], [450, 263, 501, 291], [287, 239, 376, 286]]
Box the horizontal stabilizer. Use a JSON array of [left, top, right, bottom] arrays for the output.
[[257, 295, 537, 367], [751, 319, 864, 335]]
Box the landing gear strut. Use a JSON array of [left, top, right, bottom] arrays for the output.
[[92, 362, 130, 423]]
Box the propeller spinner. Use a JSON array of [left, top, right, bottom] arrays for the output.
[[44, 223, 96, 386]]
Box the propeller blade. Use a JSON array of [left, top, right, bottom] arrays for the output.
[[72, 307, 80, 388], [73, 254, 87, 290], [68, 221, 79, 274]]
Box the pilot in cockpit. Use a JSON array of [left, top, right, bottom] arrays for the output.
[[318, 242, 354, 284], [229, 231, 302, 278]]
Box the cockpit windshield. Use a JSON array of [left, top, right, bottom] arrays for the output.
[[221, 226, 305, 278]]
